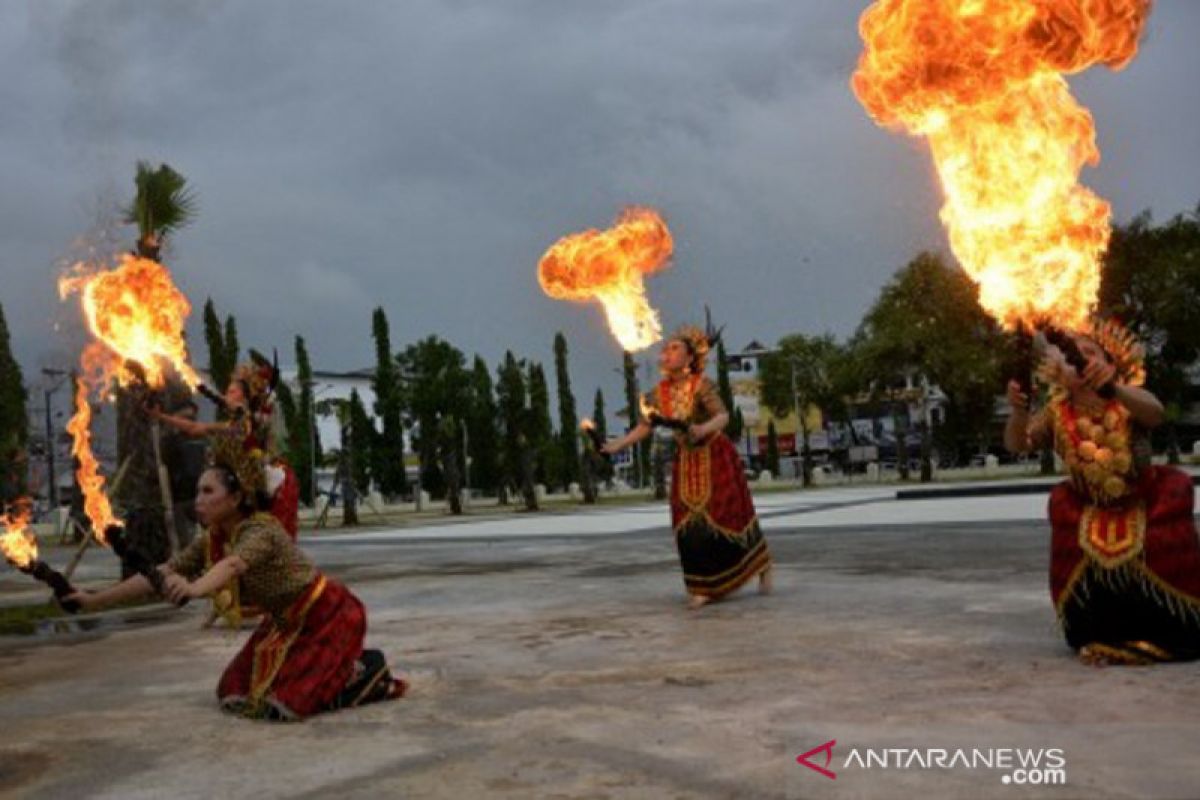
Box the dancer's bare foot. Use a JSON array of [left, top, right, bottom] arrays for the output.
[[758, 566, 774, 595], [687, 594, 711, 610]]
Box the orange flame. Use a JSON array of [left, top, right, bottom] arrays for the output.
[[65, 357, 120, 541], [852, 0, 1152, 331], [538, 207, 674, 351], [59, 253, 200, 539], [59, 254, 200, 389], [0, 499, 37, 569]]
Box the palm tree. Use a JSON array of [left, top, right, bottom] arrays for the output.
[[124, 161, 197, 260]]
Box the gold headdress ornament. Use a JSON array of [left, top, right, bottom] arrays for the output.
[[669, 325, 710, 372], [230, 349, 280, 411], [1036, 317, 1146, 389], [207, 428, 266, 497], [1088, 317, 1145, 387], [668, 306, 724, 374]]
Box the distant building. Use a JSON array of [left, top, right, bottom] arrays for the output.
[[723, 340, 952, 473]]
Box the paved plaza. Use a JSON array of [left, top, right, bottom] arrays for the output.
[[2, 485, 1199, 799]]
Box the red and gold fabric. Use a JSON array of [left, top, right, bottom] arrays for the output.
[[217, 575, 406, 720], [268, 458, 300, 541], [1049, 465, 1200, 662], [648, 376, 771, 599]]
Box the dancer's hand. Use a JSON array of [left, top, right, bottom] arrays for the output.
[[63, 590, 97, 612], [142, 398, 164, 420], [687, 424, 707, 444], [162, 573, 195, 605], [1006, 380, 1029, 413], [600, 441, 621, 455], [1080, 357, 1116, 392]]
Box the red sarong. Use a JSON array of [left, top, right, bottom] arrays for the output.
[[217, 576, 364, 719]]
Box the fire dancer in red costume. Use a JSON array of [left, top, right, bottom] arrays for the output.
[[66, 433, 405, 720], [605, 323, 772, 608], [1005, 320, 1200, 665]]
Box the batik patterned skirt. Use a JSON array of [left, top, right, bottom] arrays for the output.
[[670, 434, 771, 598]]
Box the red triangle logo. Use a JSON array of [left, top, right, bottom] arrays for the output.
[[796, 739, 837, 780]]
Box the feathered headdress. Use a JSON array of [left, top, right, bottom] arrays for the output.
[[669, 306, 724, 373], [231, 348, 280, 413], [208, 428, 266, 497], [1088, 317, 1145, 387], [1036, 317, 1146, 389]]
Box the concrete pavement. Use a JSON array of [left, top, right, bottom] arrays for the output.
[[1, 485, 1199, 799]]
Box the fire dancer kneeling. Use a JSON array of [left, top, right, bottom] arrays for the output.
[[1004, 320, 1200, 665], [66, 435, 407, 720]]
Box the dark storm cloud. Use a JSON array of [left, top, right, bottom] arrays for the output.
[[1, 1, 1197, 407]]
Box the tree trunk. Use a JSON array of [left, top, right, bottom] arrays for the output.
[[1039, 446, 1056, 475], [580, 454, 597, 504], [1166, 421, 1181, 465], [919, 421, 933, 483], [341, 419, 358, 527], [442, 447, 463, 515], [800, 424, 813, 487], [894, 405, 910, 481], [520, 447, 538, 511], [652, 438, 667, 500]]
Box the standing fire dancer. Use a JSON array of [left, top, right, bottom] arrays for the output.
[[604, 323, 772, 608], [1004, 320, 1200, 665], [65, 433, 406, 720]]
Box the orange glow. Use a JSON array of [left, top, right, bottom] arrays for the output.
[[0, 500, 37, 569], [538, 207, 674, 351], [852, 0, 1152, 331], [59, 254, 200, 389], [64, 360, 120, 541], [59, 253, 201, 539]]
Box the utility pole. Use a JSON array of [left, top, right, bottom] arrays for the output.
[[40, 368, 69, 511]]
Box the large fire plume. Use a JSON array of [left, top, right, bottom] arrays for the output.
[[59, 254, 200, 388], [852, 0, 1152, 331], [58, 254, 199, 539], [538, 207, 674, 351], [0, 500, 37, 570]]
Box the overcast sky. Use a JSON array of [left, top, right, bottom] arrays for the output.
[[2, 1, 1197, 410]]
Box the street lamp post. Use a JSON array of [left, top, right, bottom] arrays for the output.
[[789, 357, 811, 487], [40, 369, 69, 511]]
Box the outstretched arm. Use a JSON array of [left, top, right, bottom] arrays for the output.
[[602, 421, 653, 454], [161, 555, 247, 605], [64, 572, 156, 612], [150, 407, 223, 438]]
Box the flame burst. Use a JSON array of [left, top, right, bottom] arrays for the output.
[[59, 254, 200, 388], [58, 254, 200, 538], [852, 0, 1152, 331], [0, 500, 36, 569], [538, 207, 674, 351]]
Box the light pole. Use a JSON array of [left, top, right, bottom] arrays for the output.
[[40, 368, 69, 511], [789, 357, 811, 487]]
